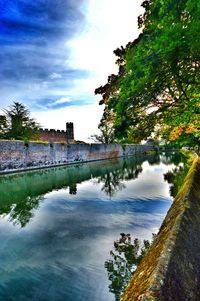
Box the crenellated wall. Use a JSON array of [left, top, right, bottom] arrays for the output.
[[38, 129, 67, 143], [0, 140, 154, 174], [38, 122, 74, 143]]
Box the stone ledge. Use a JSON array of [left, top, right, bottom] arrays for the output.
[[121, 156, 200, 301]]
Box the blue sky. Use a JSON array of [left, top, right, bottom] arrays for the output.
[[0, 0, 143, 141]]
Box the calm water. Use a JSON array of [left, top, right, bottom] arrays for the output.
[[0, 153, 186, 301]]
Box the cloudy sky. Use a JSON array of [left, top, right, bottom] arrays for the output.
[[0, 0, 143, 141]]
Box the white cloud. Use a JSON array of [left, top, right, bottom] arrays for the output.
[[49, 73, 62, 79], [54, 97, 71, 105], [33, 0, 143, 141], [66, 0, 143, 85], [32, 101, 104, 142]]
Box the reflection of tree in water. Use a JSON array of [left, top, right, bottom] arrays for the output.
[[0, 182, 76, 227], [94, 161, 143, 197], [147, 153, 161, 165], [0, 195, 43, 227], [69, 183, 77, 195], [0, 158, 144, 226], [164, 166, 188, 198], [0, 152, 184, 227], [105, 233, 155, 301], [163, 154, 190, 198], [161, 151, 186, 166], [97, 170, 126, 197]]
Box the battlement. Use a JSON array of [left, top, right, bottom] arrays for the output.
[[39, 129, 66, 133], [38, 122, 74, 143]]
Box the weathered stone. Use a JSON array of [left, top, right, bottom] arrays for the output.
[[0, 141, 154, 174]]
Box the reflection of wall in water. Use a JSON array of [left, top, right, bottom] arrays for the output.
[[0, 152, 182, 228], [0, 156, 149, 227]]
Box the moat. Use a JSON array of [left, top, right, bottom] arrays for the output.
[[0, 152, 186, 301]]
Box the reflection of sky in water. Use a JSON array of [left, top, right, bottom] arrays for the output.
[[0, 155, 182, 301], [116, 161, 175, 199]]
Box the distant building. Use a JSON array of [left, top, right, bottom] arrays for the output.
[[39, 122, 74, 143]]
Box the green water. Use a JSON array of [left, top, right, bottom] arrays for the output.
[[0, 152, 186, 301]]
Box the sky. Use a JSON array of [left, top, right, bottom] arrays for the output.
[[0, 0, 143, 142]]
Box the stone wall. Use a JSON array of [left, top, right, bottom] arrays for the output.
[[0, 140, 153, 174], [38, 129, 67, 143], [120, 156, 200, 301], [38, 122, 74, 143]]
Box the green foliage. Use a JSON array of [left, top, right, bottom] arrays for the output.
[[1, 102, 40, 141], [90, 108, 116, 143], [95, 0, 200, 147]]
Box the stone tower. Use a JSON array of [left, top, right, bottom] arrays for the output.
[[66, 122, 74, 143]]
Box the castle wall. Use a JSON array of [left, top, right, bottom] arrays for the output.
[[0, 141, 154, 174], [39, 129, 67, 143], [38, 123, 74, 143]]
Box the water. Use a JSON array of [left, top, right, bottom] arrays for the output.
[[0, 153, 186, 301]]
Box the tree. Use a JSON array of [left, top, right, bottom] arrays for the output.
[[0, 115, 8, 138], [90, 108, 116, 143], [3, 102, 40, 140], [95, 0, 200, 147]]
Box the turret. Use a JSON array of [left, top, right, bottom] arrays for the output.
[[66, 122, 74, 143]]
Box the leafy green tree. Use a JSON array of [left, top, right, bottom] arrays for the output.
[[95, 0, 200, 147], [90, 108, 116, 143], [3, 102, 40, 140]]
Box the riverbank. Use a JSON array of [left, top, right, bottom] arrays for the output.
[[120, 154, 200, 301], [0, 140, 154, 174]]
